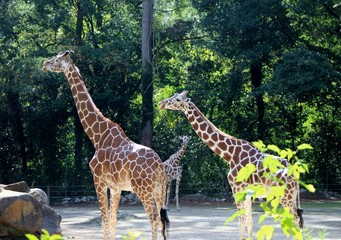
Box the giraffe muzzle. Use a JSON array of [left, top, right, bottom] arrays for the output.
[[159, 101, 166, 110], [42, 61, 49, 71]]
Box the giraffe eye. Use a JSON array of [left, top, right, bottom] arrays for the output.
[[176, 97, 181, 102]]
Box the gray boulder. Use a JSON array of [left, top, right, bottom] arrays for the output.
[[0, 189, 43, 236], [41, 205, 62, 235], [29, 188, 49, 205], [1, 181, 30, 193]]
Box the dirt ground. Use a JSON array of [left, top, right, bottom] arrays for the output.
[[54, 201, 341, 240]]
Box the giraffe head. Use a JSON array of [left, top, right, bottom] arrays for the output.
[[159, 90, 191, 111], [42, 50, 74, 73], [180, 135, 191, 145]]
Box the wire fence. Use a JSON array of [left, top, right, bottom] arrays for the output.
[[36, 183, 231, 204], [36, 183, 341, 205]]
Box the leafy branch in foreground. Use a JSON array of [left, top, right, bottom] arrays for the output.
[[121, 230, 143, 240], [225, 142, 316, 240], [26, 229, 144, 240], [26, 229, 62, 240]]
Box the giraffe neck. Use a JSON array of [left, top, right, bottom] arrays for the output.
[[183, 102, 243, 165], [64, 64, 126, 147], [165, 143, 188, 167]]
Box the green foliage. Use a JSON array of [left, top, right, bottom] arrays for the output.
[[236, 163, 256, 183], [26, 229, 62, 240], [302, 227, 329, 240], [25, 229, 144, 240], [256, 225, 274, 240], [268, 47, 340, 102], [226, 142, 316, 240], [225, 208, 246, 225], [121, 230, 143, 240]]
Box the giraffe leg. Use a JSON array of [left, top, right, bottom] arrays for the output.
[[109, 189, 121, 239], [281, 187, 303, 229], [154, 185, 169, 240], [94, 181, 110, 240], [245, 196, 253, 240], [175, 173, 182, 211], [137, 193, 159, 240], [236, 201, 246, 240], [165, 181, 171, 210]]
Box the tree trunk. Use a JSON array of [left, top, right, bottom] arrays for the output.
[[73, 109, 84, 185], [250, 60, 265, 140], [7, 90, 28, 180], [140, 0, 154, 147], [75, 0, 84, 46], [73, 0, 85, 184]]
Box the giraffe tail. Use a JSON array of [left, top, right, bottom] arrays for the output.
[[160, 208, 170, 240], [297, 207, 304, 229]]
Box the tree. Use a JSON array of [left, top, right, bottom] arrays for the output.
[[141, 0, 154, 147]]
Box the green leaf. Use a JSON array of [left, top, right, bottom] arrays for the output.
[[258, 213, 269, 224], [235, 191, 247, 202], [285, 148, 294, 160], [279, 149, 288, 159], [263, 155, 286, 176], [225, 209, 246, 225], [270, 197, 280, 210], [297, 144, 313, 151], [267, 144, 281, 154], [252, 140, 267, 152], [305, 184, 316, 193], [236, 163, 256, 182], [300, 182, 316, 193], [25, 234, 39, 240], [254, 185, 267, 199], [301, 163, 309, 173], [50, 235, 63, 240], [260, 202, 271, 212], [256, 225, 274, 240]]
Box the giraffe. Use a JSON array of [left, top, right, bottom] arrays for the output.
[[159, 90, 303, 240], [163, 135, 191, 211], [42, 50, 169, 240]]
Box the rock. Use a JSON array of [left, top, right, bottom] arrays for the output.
[[41, 205, 62, 235], [0, 190, 43, 236], [29, 188, 48, 205], [0, 182, 30, 193], [62, 197, 72, 205]]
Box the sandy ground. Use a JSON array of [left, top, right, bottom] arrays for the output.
[[54, 201, 341, 240]]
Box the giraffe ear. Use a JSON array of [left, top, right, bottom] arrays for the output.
[[182, 90, 189, 96]]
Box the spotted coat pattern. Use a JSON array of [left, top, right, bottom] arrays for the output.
[[43, 51, 168, 240], [163, 136, 190, 210], [159, 90, 301, 240]]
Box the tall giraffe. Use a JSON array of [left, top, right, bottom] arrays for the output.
[[42, 50, 169, 240], [159, 90, 303, 240], [163, 136, 191, 211]]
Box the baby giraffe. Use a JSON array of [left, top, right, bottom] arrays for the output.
[[163, 136, 191, 211], [42, 50, 169, 240]]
